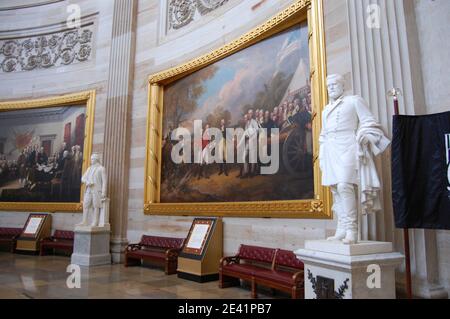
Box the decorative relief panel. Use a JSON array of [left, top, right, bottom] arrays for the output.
[[169, 0, 230, 30], [0, 26, 93, 73]]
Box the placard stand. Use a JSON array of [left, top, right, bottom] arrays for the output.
[[15, 213, 52, 254], [177, 218, 223, 283]]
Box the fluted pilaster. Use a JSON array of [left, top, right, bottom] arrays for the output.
[[347, 0, 447, 298], [103, 0, 137, 263]]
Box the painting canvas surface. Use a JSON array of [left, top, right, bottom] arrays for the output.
[[161, 23, 314, 203], [0, 105, 86, 203]]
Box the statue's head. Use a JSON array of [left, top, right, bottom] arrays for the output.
[[91, 153, 101, 165], [327, 74, 345, 100]]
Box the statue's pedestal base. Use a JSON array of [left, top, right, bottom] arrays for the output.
[[295, 240, 404, 299], [71, 228, 111, 267]]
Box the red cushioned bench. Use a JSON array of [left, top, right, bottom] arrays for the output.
[[0, 227, 22, 253], [40, 230, 75, 256], [219, 245, 304, 299], [125, 235, 185, 275]]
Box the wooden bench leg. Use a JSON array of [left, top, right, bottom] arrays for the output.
[[251, 279, 258, 299], [10, 241, 16, 253], [292, 286, 303, 299], [128, 257, 141, 267], [292, 287, 297, 299], [165, 260, 177, 275], [219, 272, 225, 288], [125, 255, 139, 267], [219, 273, 240, 288]]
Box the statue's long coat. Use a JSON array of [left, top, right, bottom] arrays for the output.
[[319, 95, 386, 187]]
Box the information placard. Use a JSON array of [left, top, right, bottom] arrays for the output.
[[21, 214, 48, 238], [178, 218, 223, 282], [182, 219, 214, 256], [23, 217, 44, 235]]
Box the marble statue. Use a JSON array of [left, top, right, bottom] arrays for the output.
[[319, 74, 390, 244], [77, 153, 108, 228]]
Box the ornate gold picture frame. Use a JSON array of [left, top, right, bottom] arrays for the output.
[[145, 0, 330, 218], [0, 90, 96, 212]]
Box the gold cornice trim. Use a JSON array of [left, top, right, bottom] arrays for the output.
[[0, 91, 94, 110], [145, 199, 328, 219]]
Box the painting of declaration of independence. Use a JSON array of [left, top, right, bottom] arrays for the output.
[[161, 23, 314, 203], [0, 106, 86, 203]]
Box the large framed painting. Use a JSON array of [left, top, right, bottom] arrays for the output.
[[0, 91, 96, 212], [145, 0, 330, 218]]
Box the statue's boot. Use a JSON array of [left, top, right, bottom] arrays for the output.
[[77, 211, 89, 226], [336, 183, 358, 245], [342, 230, 358, 245], [91, 209, 100, 227], [327, 186, 346, 241], [327, 228, 346, 241], [327, 211, 346, 240]]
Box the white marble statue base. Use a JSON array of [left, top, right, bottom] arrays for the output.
[[295, 240, 404, 299], [71, 228, 111, 267]]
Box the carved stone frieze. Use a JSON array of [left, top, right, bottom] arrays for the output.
[[0, 27, 93, 73], [168, 0, 197, 30], [168, 0, 230, 30], [196, 0, 229, 14]]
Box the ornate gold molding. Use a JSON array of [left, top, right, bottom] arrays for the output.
[[144, 199, 329, 219], [0, 90, 96, 213], [145, 0, 331, 219]]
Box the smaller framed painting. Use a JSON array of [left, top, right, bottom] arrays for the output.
[[0, 91, 96, 212]]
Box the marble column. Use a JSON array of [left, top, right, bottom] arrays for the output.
[[346, 0, 447, 298], [103, 0, 137, 263]]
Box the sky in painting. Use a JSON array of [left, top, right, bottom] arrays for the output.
[[188, 22, 309, 125]]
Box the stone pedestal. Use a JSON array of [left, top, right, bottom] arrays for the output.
[[295, 240, 404, 299], [71, 228, 112, 267]]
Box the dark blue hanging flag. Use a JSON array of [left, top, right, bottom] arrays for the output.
[[392, 111, 450, 230]]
